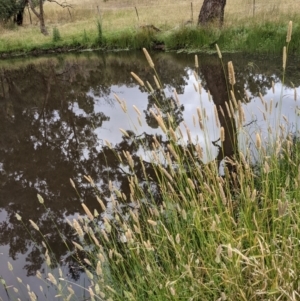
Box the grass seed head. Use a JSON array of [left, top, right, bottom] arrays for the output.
[[225, 101, 232, 118], [47, 273, 57, 285], [37, 194, 44, 204], [84, 258, 92, 266], [153, 75, 161, 89], [36, 271, 42, 279], [228, 61, 236, 86], [283, 46, 287, 70], [286, 20, 292, 43], [133, 105, 142, 116], [72, 241, 84, 251], [28, 291, 37, 301], [131, 72, 144, 86], [143, 48, 154, 68], [215, 44, 222, 59], [73, 219, 84, 237], [195, 54, 199, 68], [119, 128, 130, 138], [147, 219, 157, 226], [146, 81, 154, 93], [256, 132, 262, 149], [82, 203, 94, 221], [96, 196, 106, 211], [214, 105, 220, 128], [29, 219, 39, 231]]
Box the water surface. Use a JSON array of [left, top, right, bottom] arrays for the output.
[[0, 50, 299, 300]]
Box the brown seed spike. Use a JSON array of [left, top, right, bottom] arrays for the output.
[[228, 61, 236, 86], [283, 46, 287, 70], [131, 72, 144, 87], [286, 20, 292, 43], [143, 48, 154, 69], [220, 127, 225, 142], [256, 132, 261, 149], [215, 44, 222, 59], [195, 54, 199, 68]]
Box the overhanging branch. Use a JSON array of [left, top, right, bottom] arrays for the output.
[[28, 0, 41, 19], [47, 0, 73, 8]]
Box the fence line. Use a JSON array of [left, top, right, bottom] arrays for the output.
[[19, 0, 299, 28], [86, 1, 299, 17]]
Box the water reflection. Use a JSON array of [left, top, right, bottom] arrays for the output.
[[0, 51, 299, 300]]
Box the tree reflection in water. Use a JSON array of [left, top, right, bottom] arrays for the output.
[[0, 51, 299, 298]]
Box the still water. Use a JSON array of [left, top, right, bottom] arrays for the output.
[[0, 50, 299, 300]]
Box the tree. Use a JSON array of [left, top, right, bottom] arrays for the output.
[[27, 0, 72, 35], [198, 0, 226, 27], [0, 0, 27, 25], [28, 0, 48, 34]]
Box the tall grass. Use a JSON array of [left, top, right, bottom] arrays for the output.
[[3, 21, 300, 301]]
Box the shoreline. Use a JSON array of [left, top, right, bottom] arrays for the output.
[[1, 20, 300, 59]]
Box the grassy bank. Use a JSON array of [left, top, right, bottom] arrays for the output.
[[0, 0, 300, 56], [3, 22, 300, 300]]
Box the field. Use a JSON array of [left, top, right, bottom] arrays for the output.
[[40, 0, 297, 29], [0, 0, 300, 55]]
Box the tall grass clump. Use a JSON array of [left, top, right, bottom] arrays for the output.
[[95, 19, 104, 46], [3, 21, 300, 301], [164, 25, 220, 51], [52, 27, 62, 43], [82, 29, 90, 44]]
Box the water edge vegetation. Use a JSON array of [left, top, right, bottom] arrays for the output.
[[2, 20, 300, 300], [1, 0, 300, 56]]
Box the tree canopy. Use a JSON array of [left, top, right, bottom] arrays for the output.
[[0, 0, 26, 23]]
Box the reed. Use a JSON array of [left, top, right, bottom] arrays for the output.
[[2, 20, 300, 301]]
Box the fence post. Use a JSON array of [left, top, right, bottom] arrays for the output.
[[135, 6, 139, 23], [191, 2, 193, 24], [253, 0, 255, 17]]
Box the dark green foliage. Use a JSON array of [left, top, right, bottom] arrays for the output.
[[82, 29, 90, 44], [164, 26, 218, 50], [0, 0, 25, 23], [0, 0, 46, 26], [52, 27, 62, 42], [95, 20, 104, 46]]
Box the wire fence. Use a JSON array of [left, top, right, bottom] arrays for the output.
[[73, 0, 299, 24], [93, 0, 299, 15], [99, 0, 297, 28]]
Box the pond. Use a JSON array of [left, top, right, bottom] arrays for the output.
[[0, 50, 299, 300]]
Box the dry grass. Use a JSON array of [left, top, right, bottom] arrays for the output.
[[0, 0, 299, 54], [42, 0, 298, 27], [0, 0, 300, 40]]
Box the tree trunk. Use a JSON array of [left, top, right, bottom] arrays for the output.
[[28, 0, 48, 35], [38, 0, 48, 35], [200, 59, 238, 178], [198, 0, 226, 27], [14, 0, 27, 26]]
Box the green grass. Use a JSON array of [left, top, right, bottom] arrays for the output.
[[1, 9, 300, 56], [2, 21, 300, 301]]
